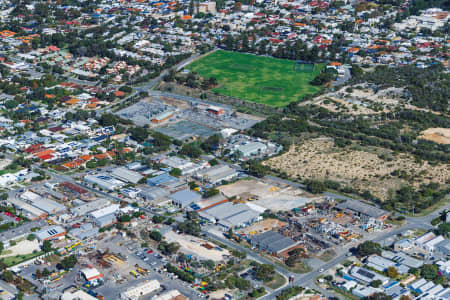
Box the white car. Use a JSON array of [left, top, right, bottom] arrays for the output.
[[318, 268, 324, 273]]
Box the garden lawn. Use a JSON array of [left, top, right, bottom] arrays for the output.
[[188, 50, 324, 107]]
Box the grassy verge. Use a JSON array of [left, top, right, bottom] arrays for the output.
[[317, 249, 336, 262], [404, 197, 449, 217], [1, 251, 44, 267], [261, 253, 312, 274], [264, 272, 286, 290]]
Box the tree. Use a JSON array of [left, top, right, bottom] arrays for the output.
[[42, 268, 50, 277], [58, 255, 78, 270], [437, 223, 450, 236], [180, 144, 202, 158], [367, 293, 393, 300], [371, 279, 382, 288], [311, 72, 334, 85], [35, 269, 42, 279], [152, 215, 165, 223], [1, 270, 14, 282], [169, 168, 182, 177], [305, 180, 326, 194], [0, 242, 3, 254], [204, 188, 219, 198], [226, 228, 233, 239], [202, 259, 215, 270], [27, 234, 35, 241], [357, 241, 381, 257], [150, 230, 162, 242], [386, 266, 398, 278], [128, 127, 148, 143], [158, 241, 180, 255], [42, 240, 52, 253], [254, 264, 275, 282], [119, 215, 131, 223]]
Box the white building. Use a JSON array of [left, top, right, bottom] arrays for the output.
[[120, 280, 160, 300]]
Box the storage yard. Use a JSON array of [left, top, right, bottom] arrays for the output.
[[218, 179, 315, 211]]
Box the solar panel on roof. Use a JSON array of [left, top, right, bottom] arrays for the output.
[[357, 269, 375, 279]]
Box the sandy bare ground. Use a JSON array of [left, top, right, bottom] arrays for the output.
[[237, 218, 287, 236], [0, 240, 40, 257], [264, 139, 449, 200], [0, 158, 12, 170], [303, 85, 446, 116], [219, 179, 317, 211], [418, 128, 450, 145], [164, 231, 229, 261]]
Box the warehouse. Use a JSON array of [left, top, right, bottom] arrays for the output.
[[195, 164, 238, 184], [147, 173, 179, 187], [81, 267, 103, 282], [250, 231, 299, 256], [0, 220, 45, 248], [169, 189, 201, 208], [84, 174, 126, 191], [139, 186, 170, 201], [336, 200, 389, 221], [199, 201, 261, 230], [70, 199, 111, 216], [20, 190, 66, 215], [120, 280, 160, 300], [349, 266, 390, 285], [35, 225, 66, 241], [110, 167, 143, 184], [89, 204, 120, 220], [234, 142, 267, 157]]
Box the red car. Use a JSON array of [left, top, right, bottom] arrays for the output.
[[147, 249, 153, 254]]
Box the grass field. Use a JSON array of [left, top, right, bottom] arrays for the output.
[[188, 50, 324, 107]]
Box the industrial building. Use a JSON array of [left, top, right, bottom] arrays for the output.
[[110, 167, 143, 184], [335, 200, 389, 221], [139, 186, 170, 201], [169, 189, 201, 208], [250, 231, 300, 257], [0, 220, 45, 248], [195, 164, 238, 184], [85, 174, 126, 191], [70, 199, 111, 216], [153, 290, 187, 300], [69, 223, 99, 240], [89, 204, 119, 227], [20, 190, 66, 215], [35, 225, 66, 241], [348, 266, 390, 285], [234, 142, 267, 157], [120, 279, 160, 300], [199, 201, 261, 230], [81, 267, 103, 282]]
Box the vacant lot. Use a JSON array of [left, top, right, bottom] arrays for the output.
[[418, 128, 450, 144], [265, 139, 449, 200], [218, 179, 316, 211], [187, 50, 324, 107]]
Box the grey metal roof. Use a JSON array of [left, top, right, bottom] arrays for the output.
[[70, 199, 111, 216], [336, 200, 388, 219], [251, 231, 297, 253], [110, 167, 143, 184], [169, 189, 201, 207], [0, 220, 44, 242], [200, 202, 260, 227]]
